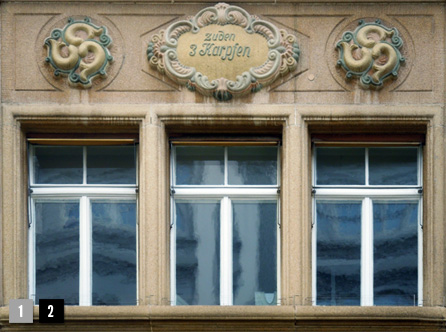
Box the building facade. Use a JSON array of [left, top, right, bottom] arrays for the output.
[[1, 0, 446, 331]]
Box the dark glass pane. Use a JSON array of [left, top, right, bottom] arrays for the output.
[[33, 146, 83, 184], [369, 148, 418, 185], [228, 147, 277, 185], [175, 202, 220, 305], [87, 146, 136, 184], [35, 202, 79, 305], [316, 148, 365, 185], [92, 201, 137, 305], [233, 201, 277, 305], [316, 201, 361, 305], [175, 147, 224, 185], [374, 201, 418, 306]]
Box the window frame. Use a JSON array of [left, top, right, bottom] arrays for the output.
[[27, 143, 139, 306], [311, 144, 423, 306], [170, 143, 281, 306]]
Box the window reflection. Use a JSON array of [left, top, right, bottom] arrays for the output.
[[373, 201, 418, 305], [35, 202, 80, 305], [92, 201, 137, 305], [228, 147, 277, 185], [232, 201, 277, 305], [175, 202, 221, 305], [175, 147, 224, 185], [316, 201, 361, 305]]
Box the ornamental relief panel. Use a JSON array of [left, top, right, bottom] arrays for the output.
[[26, 11, 423, 100], [44, 17, 113, 88], [336, 19, 405, 89], [37, 15, 124, 91], [327, 17, 414, 92], [147, 3, 300, 101]]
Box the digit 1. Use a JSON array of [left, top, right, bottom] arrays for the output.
[[18, 304, 23, 318]]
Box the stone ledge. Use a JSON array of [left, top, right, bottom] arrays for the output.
[[0, 306, 445, 332], [0, 305, 445, 321]]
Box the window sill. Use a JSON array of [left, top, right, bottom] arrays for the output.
[[1, 306, 445, 331], [0, 305, 445, 320]]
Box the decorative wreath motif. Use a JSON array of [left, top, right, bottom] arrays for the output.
[[336, 19, 405, 89], [147, 3, 300, 101], [44, 17, 113, 88]]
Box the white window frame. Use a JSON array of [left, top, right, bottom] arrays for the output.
[[170, 144, 281, 306], [28, 144, 138, 306], [312, 145, 423, 306]]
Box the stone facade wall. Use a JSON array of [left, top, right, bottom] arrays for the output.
[[1, 0, 445, 331]]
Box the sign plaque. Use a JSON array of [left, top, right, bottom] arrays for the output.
[[148, 3, 300, 101]]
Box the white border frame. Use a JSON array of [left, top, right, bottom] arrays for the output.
[[28, 144, 139, 305], [312, 145, 423, 306], [170, 144, 281, 306]]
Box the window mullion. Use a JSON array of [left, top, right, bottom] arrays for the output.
[[224, 147, 228, 186], [83, 146, 87, 185], [29, 145, 35, 185], [418, 198, 423, 306], [79, 196, 92, 306], [365, 147, 369, 186], [28, 199, 36, 303], [171, 198, 177, 305], [312, 198, 317, 305], [361, 197, 374, 306], [220, 196, 233, 305]]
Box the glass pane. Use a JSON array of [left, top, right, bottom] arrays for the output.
[[316, 148, 365, 185], [316, 201, 361, 305], [35, 201, 79, 305], [373, 201, 418, 306], [369, 148, 418, 185], [232, 201, 277, 305], [33, 146, 83, 184], [87, 146, 136, 184], [175, 146, 224, 185], [92, 201, 137, 305], [228, 147, 277, 185], [175, 201, 220, 305]]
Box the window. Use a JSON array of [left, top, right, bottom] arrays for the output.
[[171, 144, 280, 305], [28, 144, 138, 305], [312, 146, 423, 306]]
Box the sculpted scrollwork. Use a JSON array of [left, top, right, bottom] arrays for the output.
[[44, 17, 113, 88], [336, 20, 405, 89], [147, 3, 300, 101]]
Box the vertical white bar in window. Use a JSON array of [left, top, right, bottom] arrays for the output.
[[224, 147, 228, 186], [311, 198, 317, 305], [220, 196, 232, 305], [170, 198, 177, 306], [277, 144, 281, 186], [418, 146, 423, 187], [361, 197, 373, 306], [312, 145, 317, 186], [79, 196, 92, 306], [365, 148, 369, 186], [83, 146, 87, 185], [171, 145, 176, 187], [276, 197, 281, 305], [28, 198, 36, 303], [418, 198, 423, 306], [135, 143, 139, 187], [29, 145, 35, 185], [135, 198, 140, 305]]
